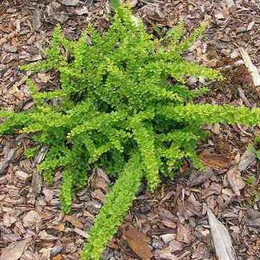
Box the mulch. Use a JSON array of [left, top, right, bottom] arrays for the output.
[[0, 0, 259, 259]]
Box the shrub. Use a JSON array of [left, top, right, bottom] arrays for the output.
[[1, 5, 260, 260]]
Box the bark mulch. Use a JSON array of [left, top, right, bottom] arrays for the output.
[[0, 0, 259, 259]]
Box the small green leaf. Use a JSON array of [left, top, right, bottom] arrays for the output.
[[110, 0, 121, 10]]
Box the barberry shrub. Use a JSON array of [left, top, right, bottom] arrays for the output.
[[1, 6, 260, 260]]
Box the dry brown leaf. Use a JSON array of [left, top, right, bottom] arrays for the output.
[[200, 151, 231, 169], [227, 168, 245, 196], [122, 226, 152, 260], [64, 215, 84, 229], [0, 239, 30, 260]]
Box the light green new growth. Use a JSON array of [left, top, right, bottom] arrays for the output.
[[81, 153, 143, 259], [0, 5, 260, 260]]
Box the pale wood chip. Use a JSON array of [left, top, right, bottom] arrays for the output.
[[239, 47, 260, 87], [207, 206, 237, 260], [31, 170, 42, 196], [0, 239, 30, 260]]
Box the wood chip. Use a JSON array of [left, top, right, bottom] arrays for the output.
[[38, 230, 58, 240], [207, 207, 237, 260], [226, 0, 235, 9], [227, 168, 245, 196], [176, 223, 192, 244], [0, 239, 30, 260], [160, 234, 176, 244], [239, 47, 260, 87], [3, 44, 17, 53], [22, 210, 41, 229], [74, 228, 89, 238], [15, 170, 30, 181], [75, 6, 89, 15], [200, 151, 231, 169], [122, 226, 152, 260], [52, 254, 62, 260], [188, 168, 214, 187], [245, 209, 260, 228], [3, 213, 16, 227], [237, 150, 256, 171], [247, 21, 255, 31], [64, 215, 84, 229], [154, 249, 178, 260], [169, 240, 183, 252], [35, 145, 49, 164], [32, 9, 42, 31], [31, 170, 42, 195], [61, 0, 79, 6], [54, 223, 65, 232], [0, 31, 16, 46], [238, 87, 252, 107], [0, 148, 17, 174]]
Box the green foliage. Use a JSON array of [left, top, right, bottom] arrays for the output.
[[250, 137, 260, 160], [82, 153, 143, 259], [109, 0, 121, 10], [1, 5, 260, 259], [245, 175, 256, 186], [245, 173, 259, 205]]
